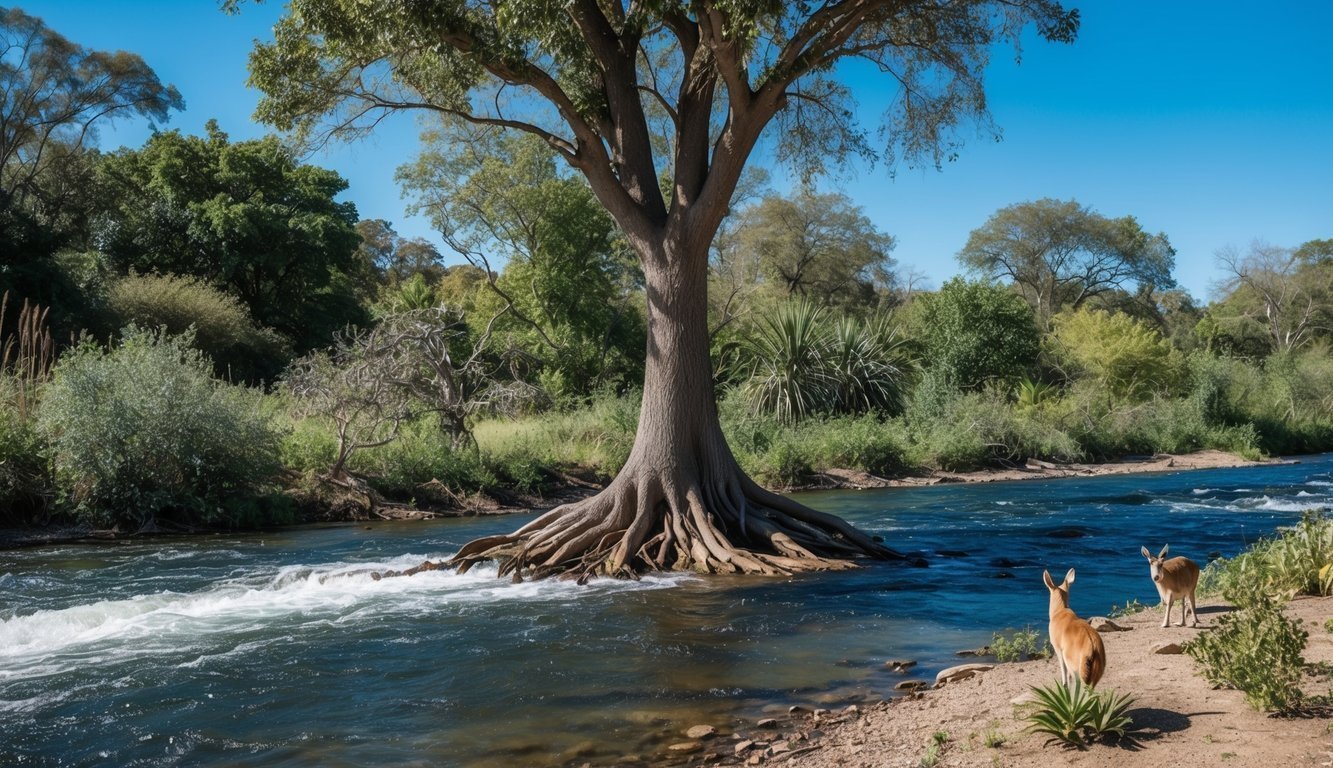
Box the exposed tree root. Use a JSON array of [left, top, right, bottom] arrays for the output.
[[376, 460, 905, 583]]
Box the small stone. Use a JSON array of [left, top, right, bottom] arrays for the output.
[[734, 740, 754, 754], [687, 725, 717, 739], [1151, 641, 1184, 655], [894, 679, 929, 691], [1089, 617, 1131, 632], [935, 663, 995, 686], [756, 718, 779, 729], [843, 704, 860, 715], [746, 754, 763, 765], [668, 742, 701, 753], [769, 742, 791, 755], [885, 659, 917, 672], [813, 708, 829, 716], [788, 705, 807, 714]]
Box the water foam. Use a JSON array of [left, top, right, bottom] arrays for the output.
[[1239, 495, 1328, 513], [0, 554, 691, 678]]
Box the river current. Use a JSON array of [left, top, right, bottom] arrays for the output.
[[3, 454, 1331, 766]]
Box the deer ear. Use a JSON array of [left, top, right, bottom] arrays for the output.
[[1159, 544, 1170, 559], [1042, 570, 1056, 589], [1065, 568, 1076, 585], [1141, 546, 1152, 559]]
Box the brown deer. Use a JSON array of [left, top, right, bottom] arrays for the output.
[[1141, 544, 1200, 628], [1042, 568, 1106, 689]]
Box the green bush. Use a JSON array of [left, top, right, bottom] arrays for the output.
[[991, 626, 1050, 662], [1184, 596, 1308, 713], [1188, 511, 1328, 713], [105, 273, 292, 383], [1199, 511, 1333, 600], [37, 328, 284, 528], [1025, 679, 1134, 747]]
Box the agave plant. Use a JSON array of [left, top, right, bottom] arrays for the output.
[[1025, 679, 1134, 747], [736, 299, 836, 424]]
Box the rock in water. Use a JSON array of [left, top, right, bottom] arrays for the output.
[[686, 725, 716, 739]]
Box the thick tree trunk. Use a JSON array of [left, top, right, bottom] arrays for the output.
[[445, 240, 902, 581]]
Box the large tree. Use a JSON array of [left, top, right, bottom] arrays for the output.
[[241, 0, 1078, 579], [958, 198, 1175, 329]]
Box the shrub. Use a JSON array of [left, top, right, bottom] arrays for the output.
[[991, 626, 1051, 662], [1025, 680, 1134, 747], [1199, 511, 1333, 600], [1050, 308, 1182, 401], [1184, 596, 1308, 713], [37, 328, 283, 528], [912, 277, 1040, 391], [105, 273, 291, 382]]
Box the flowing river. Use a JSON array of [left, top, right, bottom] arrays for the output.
[[3, 455, 1331, 767]]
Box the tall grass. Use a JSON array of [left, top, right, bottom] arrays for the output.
[[0, 292, 55, 521]]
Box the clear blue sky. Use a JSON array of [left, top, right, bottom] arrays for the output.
[[19, 1, 1333, 301]]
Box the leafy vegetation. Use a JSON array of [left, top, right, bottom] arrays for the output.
[[1025, 679, 1135, 747], [1187, 511, 1331, 713], [991, 627, 1051, 662], [37, 328, 283, 528], [1185, 595, 1309, 713]]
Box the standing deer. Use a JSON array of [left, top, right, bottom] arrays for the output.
[[1043, 568, 1106, 689], [1141, 544, 1200, 628]]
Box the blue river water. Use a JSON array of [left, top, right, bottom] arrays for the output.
[[2, 454, 1331, 767]]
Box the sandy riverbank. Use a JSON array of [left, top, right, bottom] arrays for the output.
[[807, 450, 1280, 490], [801, 595, 1333, 768], [662, 596, 1332, 768]]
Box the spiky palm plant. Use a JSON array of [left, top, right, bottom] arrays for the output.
[[738, 299, 835, 424], [826, 312, 914, 416]]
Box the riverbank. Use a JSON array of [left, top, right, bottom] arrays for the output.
[[803, 449, 1280, 490], [0, 450, 1284, 549], [658, 595, 1333, 768]]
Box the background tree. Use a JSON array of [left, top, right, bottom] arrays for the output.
[[724, 190, 897, 311], [354, 218, 446, 286], [912, 278, 1040, 391], [1214, 241, 1330, 354], [96, 121, 366, 351], [400, 126, 645, 400], [243, 0, 1078, 579], [0, 6, 181, 324], [958, 198, 1175, 328]]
